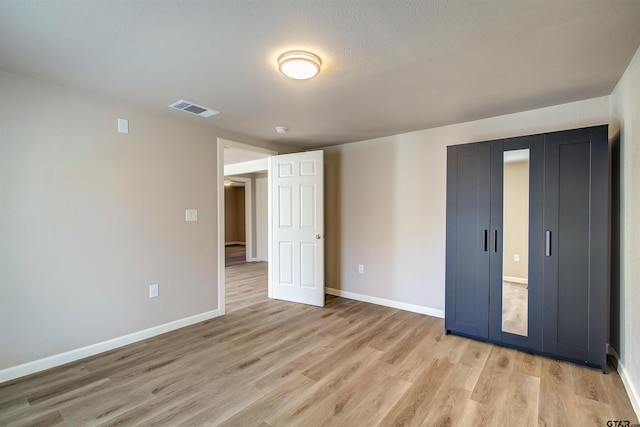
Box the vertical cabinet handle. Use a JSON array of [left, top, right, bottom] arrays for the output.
[[493, 230, 498, 253], [546, 231, 552, 256], [483, 230, 488, 252]]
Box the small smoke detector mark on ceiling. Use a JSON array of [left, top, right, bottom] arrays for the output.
[[169, 100, 220, 118]]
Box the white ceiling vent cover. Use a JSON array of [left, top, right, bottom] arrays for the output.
[[169, 100, 220, 118]]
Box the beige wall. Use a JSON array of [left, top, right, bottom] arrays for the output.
[[610, 44, 640, 416], [0, 72, 279, 373], [324, 96, 610, 314], [503, 160, 529, 281], [224, 186, 245, 243]]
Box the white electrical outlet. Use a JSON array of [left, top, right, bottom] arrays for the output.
[[149, 284, 159, 298], [358, 264, 364, 274], [514, 254, 520, 262]]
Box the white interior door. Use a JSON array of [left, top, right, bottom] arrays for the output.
[[270, 150, 324, 307]]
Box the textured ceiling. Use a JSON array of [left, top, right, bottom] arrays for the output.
[[1, 0, 640, 149]]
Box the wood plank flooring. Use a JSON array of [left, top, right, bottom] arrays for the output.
[[0, 261, 637, 426], [225, 261, 269, 313]]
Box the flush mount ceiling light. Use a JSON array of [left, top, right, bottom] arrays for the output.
[[278, 50, 321, 80]]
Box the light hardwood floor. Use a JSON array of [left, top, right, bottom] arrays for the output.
[[1, 262, 637, 426], [225, 261, 269, 313]]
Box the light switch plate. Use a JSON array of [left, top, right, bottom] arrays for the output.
[[117, 118, 129, 134], [185, 209, 198, 222], [149, 283, 159, 298]]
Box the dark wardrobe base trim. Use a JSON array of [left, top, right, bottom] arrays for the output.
[[445, 329, 607, 374]]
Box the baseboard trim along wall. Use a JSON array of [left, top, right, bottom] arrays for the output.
[[325, 287, 445, 318], [617, 360, 640, 420], [0, 309, 220, 384], [609, 345, 639, 419]]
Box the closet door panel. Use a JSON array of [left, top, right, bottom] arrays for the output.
[[488, 135, 544, 351], [543, 126, 607, 369], [445, 143, 490, 338], [557, 141, 591, 349]]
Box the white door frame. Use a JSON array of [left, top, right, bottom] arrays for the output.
[[217, 138, 276, 315], [255, 176, 269, 262]]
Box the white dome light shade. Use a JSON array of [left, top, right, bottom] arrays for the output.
[[278, 51, 321, 80]]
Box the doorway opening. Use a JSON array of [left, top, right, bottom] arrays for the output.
[[217, 138, 276, 315]]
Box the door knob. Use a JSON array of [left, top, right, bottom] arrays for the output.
[[315, 234, 321, 239]]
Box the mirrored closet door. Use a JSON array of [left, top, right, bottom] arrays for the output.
[[488, 136, 543, 351]]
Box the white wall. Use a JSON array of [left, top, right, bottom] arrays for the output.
[[324, 96, 610, 316], [0, 72, 278, 380], [610, 44, 640, 417]]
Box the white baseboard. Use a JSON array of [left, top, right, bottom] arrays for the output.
[[325, 287, 444, 318], [503, 276, 528, 285], [614, 357, 640, 420], [0, 309, 220, 384], [225, 241, 246, 246]]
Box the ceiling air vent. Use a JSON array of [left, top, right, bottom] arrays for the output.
[[169, 100, 220, 118]]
